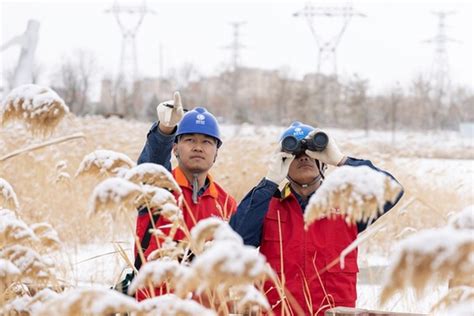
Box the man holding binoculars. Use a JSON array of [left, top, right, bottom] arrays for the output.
[[230, 121, 403, 315]]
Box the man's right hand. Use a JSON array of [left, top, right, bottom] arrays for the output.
[[157, 91, 185, 133], [265, 146, 294, 184]]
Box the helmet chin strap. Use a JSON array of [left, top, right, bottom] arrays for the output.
[[287, 174, 322, 188]]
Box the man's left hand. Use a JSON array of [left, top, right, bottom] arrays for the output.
[[304, 130, 346, 166]]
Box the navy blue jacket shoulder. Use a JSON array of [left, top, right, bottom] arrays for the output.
[[229, 157, 404, 248]]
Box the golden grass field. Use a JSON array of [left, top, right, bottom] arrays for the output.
[[1, 113, 473, 314], [1, 115, 472, 246]]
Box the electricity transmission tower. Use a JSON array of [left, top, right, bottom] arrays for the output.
[[224, 22, 247, 122], [423, 11, 458, 103], [105, 1, 155, 89], [293, 3, 366, 76], [225, 21, 246, 71]]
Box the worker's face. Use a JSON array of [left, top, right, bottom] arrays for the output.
[[173, 134, 218, 174], [288, 153, 320, 183]]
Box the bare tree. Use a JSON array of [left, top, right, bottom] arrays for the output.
[[51, 50, 98, 114]]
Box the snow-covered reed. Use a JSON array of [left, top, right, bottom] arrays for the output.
[[305, 165, 402, 226], [75, 149, 135, 177], [1, 84, 69, 136]]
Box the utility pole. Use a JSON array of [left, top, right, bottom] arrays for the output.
[[293, 3, 366, 76]]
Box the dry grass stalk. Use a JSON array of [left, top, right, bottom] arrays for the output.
[[305, 165, 402, 226], [88, 177, 143, 216], [134, 185, 182, 223], [124, 163, 181, 193], [147, 238, 186, 262], [128, 259, 197, 297], [30, 223, 61, 250], [0, 216, 38, 247], [35, 287, 139, 316], [380, 227, 474, 304], [75, 149, 136, 177], [135, 294, 216, 316], [1, 84, 69, 136], [0, 245, 53, 282], [190, 217, 243, 255], [0, 132, 85, 163], [0, 258, 21, 293], [0, 178, 20, 210], [430, 286, 474, 313], [449, 205, 474, 230], [1, 288, 59, 315], [191, 240, 272, 293], [231, 284, 271, 313]]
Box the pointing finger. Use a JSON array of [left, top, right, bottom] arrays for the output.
[[173, 91, 183, 110]]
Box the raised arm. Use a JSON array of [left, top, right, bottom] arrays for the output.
[[137, 122, 175, 170], [137, 92, 184, 171]]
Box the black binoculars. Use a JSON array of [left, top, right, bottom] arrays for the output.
[[281, 132, 328, 155]]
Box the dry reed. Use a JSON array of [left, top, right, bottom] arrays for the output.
[[191, 240, 272, 293], [380, 227, 474, 304], [1, 84, 69, 136], [124, 162, 181, 193], [231, 284, 271, 313], [88, 177, 143, 216], [146, 238, 186, 262], [30, 223, 61, 249], [1, 288, 59, 315], [135, 294, 217, 316], [128, 259, 197, 297], [430, 286, 474, 313], [0, 245, 53, 282], [190, 217, 243, 255], [35, 287, 140, 316], [305, 165, 402, 226], [0, 178, 20, 210], [75, 149, 136, 177]]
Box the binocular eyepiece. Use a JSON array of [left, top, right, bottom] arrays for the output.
[[281, 131, 328, 155]]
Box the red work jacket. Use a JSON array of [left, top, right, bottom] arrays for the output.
[[134, 167, 237, 299], [260, 185, 358, 316]]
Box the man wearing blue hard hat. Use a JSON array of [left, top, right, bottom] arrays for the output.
[[133, 92, 237, 300], [230, 121, 404, 315]]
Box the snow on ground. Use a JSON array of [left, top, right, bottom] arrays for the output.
[[55, 240, 134, 288], [357, 283, 448, 313], [395, 157, 473, 197]]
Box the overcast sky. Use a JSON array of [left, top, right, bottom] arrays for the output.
[[1, 0, 473, 98]]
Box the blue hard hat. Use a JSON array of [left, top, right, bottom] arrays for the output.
[[280, 121, 315, 141], [176, 107, 222, 147]]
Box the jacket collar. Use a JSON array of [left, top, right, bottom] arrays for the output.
[[173, 166, 218, 199]]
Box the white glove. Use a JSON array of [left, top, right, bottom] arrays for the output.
[[156, 91, 185, 128], [304, 130, 345, 166], [265, 149, 295, 184]]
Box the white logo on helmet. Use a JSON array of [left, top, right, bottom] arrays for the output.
[[196, 113, 206, 125], [293, 127, 304, 136]]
